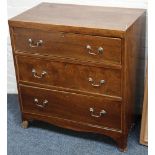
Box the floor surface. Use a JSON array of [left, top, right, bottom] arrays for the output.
[[7, 94, 148, 155]]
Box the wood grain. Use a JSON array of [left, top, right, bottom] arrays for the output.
[[123, 11, 146, 134], [8, 3, 146, 152], [8, 3, 145, 38], [13, 27, 122, 65], [19, 85, 122, 130], [16, 55, 122, 98]]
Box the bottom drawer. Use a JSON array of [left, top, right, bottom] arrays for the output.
[[19, 85, 122, 130]]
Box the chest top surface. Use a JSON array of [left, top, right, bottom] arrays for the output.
[[9, 3, 145, 32]]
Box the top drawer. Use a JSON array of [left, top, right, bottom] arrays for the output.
[[13, 28, 122, 65]]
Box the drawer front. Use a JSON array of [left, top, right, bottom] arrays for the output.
[[13, 28, 122, 64], [19, 85, 122, 130], [16, 56, 122, 97]]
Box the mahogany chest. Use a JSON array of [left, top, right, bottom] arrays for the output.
[[9, 3, 146, 151]]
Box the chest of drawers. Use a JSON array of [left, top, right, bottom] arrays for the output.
[[9, 3, 146, 151]]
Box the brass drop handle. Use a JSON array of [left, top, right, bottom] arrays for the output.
[[88, 77, 105, 87], [86, 45, 96, 55], [28, 38, 43, 47], [34, 98, 48, 108], [89, 108, 107, 118], [86, 45, 104, 55], [32, 69, 47, 79]]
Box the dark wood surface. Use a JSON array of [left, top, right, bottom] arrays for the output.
[[123, 12, 146, 134], [16, 55, 122, 98], [9, 3, 145, 30], [9, 3, 146, 152], [13, 27, 122, 65], [9, 3, 145, 38], [19, 85, 122, 130]]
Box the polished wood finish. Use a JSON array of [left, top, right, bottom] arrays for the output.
[[16, 56, 122, 98], [9, 3, 145, 38], [9, 3, 146, 152], [124, 11, 146, 133], [13, 27, 122, 65], [19, 85, 122, 130]]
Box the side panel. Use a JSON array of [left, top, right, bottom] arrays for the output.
[[124, 12, 146, 133]]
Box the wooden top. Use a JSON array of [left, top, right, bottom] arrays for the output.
[[9, 3, 145, 37]]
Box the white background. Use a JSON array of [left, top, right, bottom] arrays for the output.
[[7, 0, 148, 93]]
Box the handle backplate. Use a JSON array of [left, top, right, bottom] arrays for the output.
[[32, 69, 47, 79], [86, 45, 104, 55], [28, 38, 43, 47], [34, 98, 48, 108], [89, 108, 106, 118], [88, 77, 105, 87]]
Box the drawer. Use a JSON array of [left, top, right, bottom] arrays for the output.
[[19, 85, 122, 130], [16, 56, 122, 98], [13, 28, 122, 64]]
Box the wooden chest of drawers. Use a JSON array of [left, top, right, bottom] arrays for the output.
[[9, 3, 146, 151]]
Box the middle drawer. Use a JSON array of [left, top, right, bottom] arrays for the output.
[[16, 56, 122, 97]]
